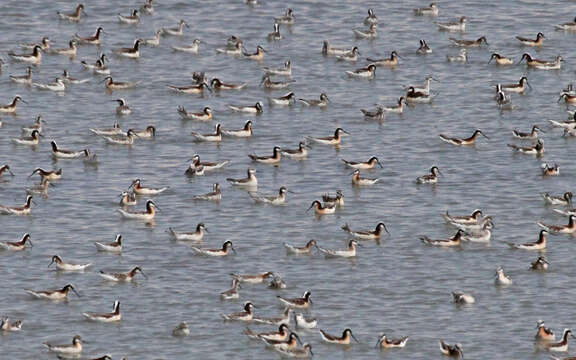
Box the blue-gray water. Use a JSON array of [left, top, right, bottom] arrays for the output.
[[1, 0, 576, 359]]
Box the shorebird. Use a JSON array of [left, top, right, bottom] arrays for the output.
[[0, 233, 33, 251], [43, 335, 83, 354], [439, 341, 463, 358], [26, 284, 80, 301], [48, 255, 91, 271], [57, 4, 85, 22], [82, 301, 121, 322], [277, 291, 312, 309], [320, 328, 359, 345], [376, 334, 409, 349], [439, 130, 489, 146], [99, 267, 147, 282]]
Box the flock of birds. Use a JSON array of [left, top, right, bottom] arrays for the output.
[[2, 0, 576, 359]]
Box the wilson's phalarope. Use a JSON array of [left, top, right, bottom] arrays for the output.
[[444, 209, 483, 225], [227, 169, 257, 187], [130, 179, 168, 195], [57, 4, 85, 22], [435, 16, 466, 31], [33, 78, 66, 92], [539, 329, 574, 352], [191, 124, 222, 142], [29, 168, 61, 181], [306, 200, 335, 215], [278, 291, 311, 309], [535, 320, 556, 341], [44, 335, 83, 354], [507, 139, 544, 155], [341, 156, 382, 169], [559, 93, 576, 105], [253, 307, 292, 326], [336, 46, 361, 62], [0, 233, 32, 251], [421, 230, 462, 247], [450, 36, 488, 47], [452, 291, 475, 304], [92, 59, 110, 75], [132, 126, 155, 139], [353, 24, 377, 39], [495, 266, 512, 286], [90, 122, 122, 136], [51, 141, 89, 159], [49, 255, 91, 271], [299, 93, 329, 107], [284, 240, 317, 255], [21, 115, 45, 135], [142, 29, 162, 47], [10, 66, 33, 84], [439, 341, 463, 358], [275, 8, 294, 24], [342, 222, 389, 240], [0, 318, 22, 332], [172, 322, 190, 337], [407, 75, 438, 95], [75, 27, 104, 45], [178, 106, 212, 121], [346, 64, 376, 78], [140, 0, 154, 14], [513, 125, 543, 139], [268, 23, 282, 41], [222, 121, 252, 137], [113, 99, 131, 115], [517, 32, 545, 46], [269, 276, 287, 290], [417, 39, 432, 54], [261, 74, 294, 89], [322, 41, 354, 56], [220, 278, 241, 300], [99, 266, 147, 282], [8, 45, 42, 64], [26, 284, 80, 301], [191, 240, 235, 257], [447, 49, 467, 63], [553, 114, 576, 130], [20, 36, 50, 50], [167, 224, 207, 241], [25, 178, 52, 199], [172, 39, 202, 53], [362, 8, 378, 24], [187, 154, 229, 173], [0, 96, 27, 113], [294, 313, 317, 330], [118, 9, 139, 24], [269, 92, 295, 106], [318, 239, 360, 258], [49, 40, 77, 57], [81, 53, 107, 70], [263, 60, 291, 76], [249, 146, 282, 164], [351, 169, 379, 186], [488, 53, 514, 65], [83, 301, 121, 322], [307, 127, 348, 146], [60, 70, 91, 84], [541, 163, 560, 176], [461, 219, 493, 242], [102, 129, 139, 145], [379, 97, 404, 114], [12, 130, 42, 145], [262, 332, 301, 351], [320, 328, 359, 345], [243, 46, 266, 60], [228, 102, 263, 113], [414, 3, 438, 16], [501, 76, 531, 93], [531, 256, 549, 271], [231, 272, 274, 284], [556, 17, 576, 31], [542, 192, 572, 206], [360, 105, 384, 120], [520, 53, 563, 70], [507, 230, 547, 250], [376, 334, 409, 349], [216, 41, 243, 56], [367, 51, 401, 67], [102, 76, 139, 90], [440, 129, 489, 145], [274, 344, 313, 358], [417, 166, 441, 184], [0, 164, 15, 178], [249, 186, 289, 205], [118, 199, 159, 221], [245, 324, 289, 341], [538, 215, 576, 234], [0, 195, 33, 215], [406, 86, 436, 103], [212, 78, 246, 90], [161, 20, 189, 36], [94, 234, 123, 253], [322, 190, 344, 207], [221, 302, 254, 321], [113, 39, 142, 58], [119, 191, 137, 206]]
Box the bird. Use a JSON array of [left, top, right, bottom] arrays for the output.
[[320, 328, 359, 345], [43, 335, 83, 354], [440, 130, 489, 145], [0, 233, 33, 251], [307, 127, 348, 145], [449, 36, 488, 47], [57, 4, 85, 22], [277, 291, 312, 309], [494, 266, 512, 286], [535, 320, 556, 341], [421, 230, 463, 247], [317, 239, 360, 257], [99, 267, 147, 282], [25, 284, 81, 301], [507, 139, 544, 155], [94, 234, 123, 253], [172, 322, 190, 337], [82, 301, 121, 322], [488, 53, 514, 65], [221, 302, 254, 321], [48, 255, 92, 271], [452, 292, 476, 304], [167, 223, 208, 241], [191, 241, 235, 257], [376, 334, 409, 349], [439, 341, 463, 358], [537, 216, 576, 234], [516, 32, 545, 46], [341, 222, 389, 240], [417, 166, 441, 184], [435, 16, 467, 31]]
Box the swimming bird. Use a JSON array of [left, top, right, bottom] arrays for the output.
[[81, 53, 107, 70], [452, 292, 475, 304], [33, 78, 66, 92], [351, 169, 379, 186], [0, 96, 27, 113], [0, 165, 15, 178], [57, 4, 85, 22], [102, 76, 139, 90], [341, 156, 382, 170], [12, 129, 42, 145], [268, 23, 282, 41], [346, 64, 376, 78], [161, 20, 189, 36], [21, 115, 45, 135], [0, 318, 22, 332], [336, 46, 361, 62], [140, 0, 154, 14], [177, 106, 212, 121], [406, 86, 436, 103], [49, 255, 91, 271], [187, 155, 229, 173], [243, 45, 266, 60], [253, 307, 292, 326], [417, 39, 432, 54], [26, 284, 80, 300], [542, 192, 572, 206], [167, 224, 207, 241], [102, 129, 140, 145], [556, 17, 576, 31], [299, 93, 329, 107], [130, 179, 169, 195], [262, 332, 301, 351], [535, 320, 556, 341], [43, 335, 83, 354], [227, 169, 257, 188], [191, 124, 222, 142], [119, 191, 137, 206], [322, 190, 345, 207], [249, 187, 289, 205], [513, 125, 543, 139], [118, 9, 139, 24], [380, 97, 405, 114], [117, 199, 159, 221], [414, 3, 438, 16], [221, 302, 254, 321], [435, 16, 466, 31], [421, 230, 463, 247], [284, 240, 317, 255], [8, 45, 42, 64], [51, 141, 90, 159], [507, 139, 544, 155], [249, 146, 282, 164], [539, 329, 574, 352], [461, 220, 494, 243], [0, 233, 33, 251], [364, 8, 378, 24], [439, 341, 463, 358], [506, 230, 547, 250], [90, 122, 122, 136], [342, 222, 389, 240], [221, 121, 252, 138], [263, 60, 291, 76], [94, 234, 123, 253], [274, 344, 313, 358], [220, 278, 241, 300], [228, 102, 263, 114], [59, 70, 90, 85], [447, 49, 467, 63], [172, 322, 190, 337], [0, 195, 33, 215], [307, 127, 348, 146], [277, 291, 312, 309], [20, 36, 50, 50], [306, 200, 336, 215], [269, 92, 295, 106], [10, 66, 33, 84], [537, 215, 576, 234], [113, 99, 131, 115], [245, 324, 289, 341], [231, 272, 274, 284], [113, 39, 142, 58], [559, 93, 576, 105], [322, 41, 355, 56], [516, 32, 545, 46], [216, 40, 243, 56], [212, 78, 246, 90], [417, 166, 441, 184], [275, 8, 295, 25], [501, 77, 531, 93], [191, 240, 235, 257], [320, 328, 359, 345], [376, 334, 409, 349], [439, 129, 489, 145], [530, 257, 549, 271], [449, 36, 488, 47], [48, 40, 77, 57], [261, 74, 294, 89], [519, 53, 563, 70], [360, 105, 384, 120], [75, 26, 104, 45], [488, 53, 514, 65], [99, 266, 147, 282], [29, 168, 61, 181], [353, 24, 377, 39], [495, 266, 512, 286], [83, 301, 121, 322], [142, 29, 162, 47], [318, 239, 360, 258]]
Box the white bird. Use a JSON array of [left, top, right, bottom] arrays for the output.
[[83, 301, 121, 322], [494, 266, 512, 286], [48, 255, 91, 272], [317, 240, 360, 258], [94, 234, 123, 253], [43, 335, 83, 354]]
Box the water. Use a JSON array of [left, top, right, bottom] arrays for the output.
[[1, 0, 576, 359]]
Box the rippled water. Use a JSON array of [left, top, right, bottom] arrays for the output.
[[1, 0, 576, 359]]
